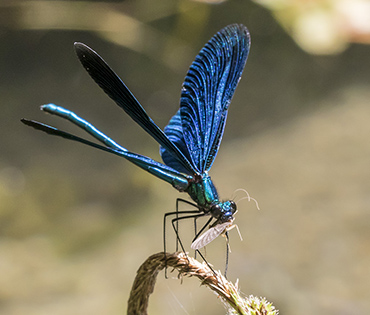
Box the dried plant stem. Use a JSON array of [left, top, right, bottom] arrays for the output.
[[127, 252, 278, 315]]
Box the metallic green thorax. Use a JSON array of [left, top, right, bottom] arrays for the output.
[[185, 173, 236, 223], [186, 173, 219, 210]]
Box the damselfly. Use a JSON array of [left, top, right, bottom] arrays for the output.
[[22, 24, 251, 269]]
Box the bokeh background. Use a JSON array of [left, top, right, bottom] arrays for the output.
[[1, 0, 370, 314]]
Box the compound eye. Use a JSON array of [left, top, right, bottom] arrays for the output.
[[230, 200, 237, 212], [212, 204, 221, 211], [211, 204, 222, 215]]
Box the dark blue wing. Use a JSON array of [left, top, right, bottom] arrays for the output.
[[160, 110, 193, 174], [161, 24, 250, 174], [74, 43, 195, 175]]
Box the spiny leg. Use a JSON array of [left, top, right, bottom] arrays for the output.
[[190, 217, 218, 276], [172, 214, 218, 277], [195, 249, 217, 277], [163, 207, 201, 277], [168, 212, 207, 278], [192, 216, 215, 243], [224, 231, 230, 278], [175, 198, 198, 251], [170, 212, 207, 257], [164, 198, 199, 254], [194, 216, 198, 258], [193, 215, 214, 260]]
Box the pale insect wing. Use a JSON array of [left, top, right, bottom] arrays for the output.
[[191, 221, 231, 250]]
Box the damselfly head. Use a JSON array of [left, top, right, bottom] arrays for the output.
[[210, 200, 237, 222]]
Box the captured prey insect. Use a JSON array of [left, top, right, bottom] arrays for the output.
[[22, 24, 251, 264]]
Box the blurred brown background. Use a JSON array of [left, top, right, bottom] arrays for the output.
[[1, 0, 369, 314]]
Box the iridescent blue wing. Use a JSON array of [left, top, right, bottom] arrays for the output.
[[160, 110, 194, 175], [74, 43, 195, 175], [162, 24, 250, 173]]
